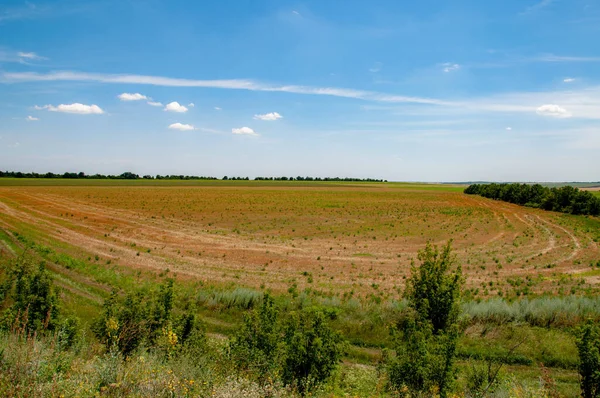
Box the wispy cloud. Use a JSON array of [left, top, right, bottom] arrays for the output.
[[147, 101, 163, 107], [535, 54, 600, 62], [441, 63, 460, 72], [0, 50, 47, 64], [118, 92, 147, 101], [17, 52, 47, 60], [0, 71, 449, 106], [26, 115, 39, 121], [254, 112, 283, 121], [563, 77, 576, 83], [369, 62, 382, 73], [7, 70, 600, 119], [520, 0, 554, 15], [0, 3, 42, 22], [232, 127, 258, 136], [35, 103, 104, 115], [214, 107, 222, 111]]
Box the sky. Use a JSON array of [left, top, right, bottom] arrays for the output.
[[1, 0, 599, 182]]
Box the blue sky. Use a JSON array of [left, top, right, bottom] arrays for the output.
[[1, 0, 599, 181]]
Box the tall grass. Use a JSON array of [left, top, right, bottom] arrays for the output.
[[463, 296, 600, 327], [196, 287, 263, 309]]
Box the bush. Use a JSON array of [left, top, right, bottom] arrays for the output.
[[93, 279, 205, 356], [282, 308, 346, 394], [229, 294, 282, 382], [0, 259, 59, 334]]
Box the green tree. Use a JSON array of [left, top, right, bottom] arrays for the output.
[[405, 241, 463, 334], [388, 241, 463, 398]]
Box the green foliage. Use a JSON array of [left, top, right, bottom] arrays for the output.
[[0, 258, 59, 334], [465, 183, 600, 216], [282, 308, 346, 394], [405, 241, 463, 334], [229, 294, 282, 382], [576, 320, 600, 398], [388, 241, 463, 398], [92, 279, 205, 356]]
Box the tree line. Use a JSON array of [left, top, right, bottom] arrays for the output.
[[465, 183, 600, 216], [0, 171, 385, 182], [253, 176, 386, 182]]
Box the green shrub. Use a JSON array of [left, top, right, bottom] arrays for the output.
[[229, 294, 282, 382], [0, 259, 59, 334], [282, 308, 346, 394], [93, 279, 205, 356]]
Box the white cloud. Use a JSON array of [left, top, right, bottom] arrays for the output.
[[505, 127, 512, 130], [188, 102, 195, 107], [232, 127, 258, 136], [254, 112, 283, 121], [168, 123, 195, 131], [214, 107, 222, 111], [147, 101, 163, 107], [118, 92, 147, 101], [35, 103, 104, 114], [292, 10, 301, 16], [442, 63, 460, 72], [26, 115, 38, 121], [164, 101, 188, 113], [563, 78, 576, 83], [536, 104, 572, 118], [18, 52, 46, 60]]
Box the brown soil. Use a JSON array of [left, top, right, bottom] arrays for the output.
[[0, 185, 598, 297]]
